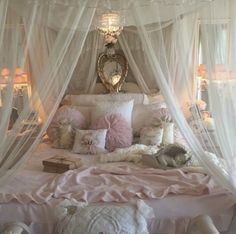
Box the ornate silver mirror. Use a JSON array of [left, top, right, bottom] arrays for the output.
[[97, 52, 128, 93]]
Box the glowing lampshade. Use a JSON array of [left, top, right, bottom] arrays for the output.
[[0, 67, 28, 84], [1, 68, 10, 77], [15, 67, 24, 76], [14, 73, 28, 84]]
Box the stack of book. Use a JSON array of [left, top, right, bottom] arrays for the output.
[[42, 155, 82, 173]]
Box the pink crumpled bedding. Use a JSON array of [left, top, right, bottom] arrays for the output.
[[5, 164, 223, 204]]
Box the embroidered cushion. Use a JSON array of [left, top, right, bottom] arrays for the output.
[[55, 200, 153, 234], [92, 113, 133, 152], [72, 129, 107, 154]]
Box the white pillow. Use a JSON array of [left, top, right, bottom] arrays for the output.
[[162, 122, 174, 145], [91, 100, 134, 127], [72, 129, 107, 154], [63, 93, 148, 106], [132, 103, 167, 136]]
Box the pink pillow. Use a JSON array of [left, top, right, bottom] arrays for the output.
[[92, 113, 133, 152], [47, 105, 86, 141]]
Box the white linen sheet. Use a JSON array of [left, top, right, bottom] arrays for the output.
[[0, 142, 234, 234]]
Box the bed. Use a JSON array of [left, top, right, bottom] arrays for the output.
[[0, 93, 235, 234]]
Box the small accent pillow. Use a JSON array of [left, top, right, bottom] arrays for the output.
[[162, 122, 174, 145], [52, 122, 74, 149], [140, 126, 163, 146], [72, 129, 107, 154], [47, 105, 86, 142], [91, 100, 134, 127], [92, 113, 133, 152]]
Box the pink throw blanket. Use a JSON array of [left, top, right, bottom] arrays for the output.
[[0, 165, 224, 204], [30, 165, 217, 204]]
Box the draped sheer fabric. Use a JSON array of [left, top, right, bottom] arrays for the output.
[[0, 0, 236, 194]]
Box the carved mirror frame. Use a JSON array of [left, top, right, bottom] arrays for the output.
[[97, 52, 128, 93]]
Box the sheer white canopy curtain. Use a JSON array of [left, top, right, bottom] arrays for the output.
[[130, 0, 236, 192], [0, 0, 97, 185], [0, 0, 236, 195]]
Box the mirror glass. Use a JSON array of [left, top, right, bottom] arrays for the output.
[[97, 53, 128, 93]]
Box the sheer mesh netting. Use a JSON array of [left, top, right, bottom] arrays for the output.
[[0, 0, 236, 193]]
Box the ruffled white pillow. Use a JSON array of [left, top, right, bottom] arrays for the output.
[[72, 129, 107, 154]]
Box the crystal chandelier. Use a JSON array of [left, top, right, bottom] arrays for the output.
[[97, 12, 123, 37]]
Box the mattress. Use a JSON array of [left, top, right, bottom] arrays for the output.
[[0, 142, 235, 234]]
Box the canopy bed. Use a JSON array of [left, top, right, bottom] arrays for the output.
[[0, 0, 236, 233]]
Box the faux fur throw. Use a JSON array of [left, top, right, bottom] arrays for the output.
[[154, 143, 191, 169], [100, 144, 160, 164]]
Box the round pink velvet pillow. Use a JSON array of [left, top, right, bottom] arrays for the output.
[[91, 113, 133, 152], [47, 105, 86, 141]]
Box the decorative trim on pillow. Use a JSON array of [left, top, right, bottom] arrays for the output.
[[92, 113, 133, 152], [72, 129, 107, 154]]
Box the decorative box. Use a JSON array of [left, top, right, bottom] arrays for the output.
[[42, 155, 82, 173]]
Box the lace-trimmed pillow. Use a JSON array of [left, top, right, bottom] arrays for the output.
[[72, 129, 107, 154], [92, 113, 133, 152]]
